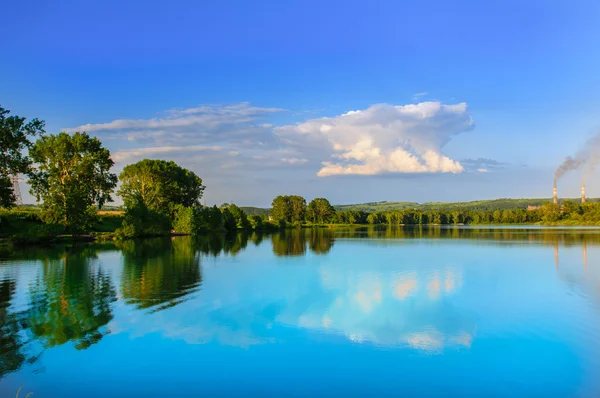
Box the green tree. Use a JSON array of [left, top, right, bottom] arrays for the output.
[[0, 106, 46, 208], [221, 207, 237, 231], [271, 195, 307, 224], [220, 203, 251, 229], [118, 159, 205, 215], [29, 132, 117, 235], [307, 198, 336, 223]]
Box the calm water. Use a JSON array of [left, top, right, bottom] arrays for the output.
[[1, 227, 600, 397]]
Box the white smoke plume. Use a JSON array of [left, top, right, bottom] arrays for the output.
[[554, 132, 600, 184]]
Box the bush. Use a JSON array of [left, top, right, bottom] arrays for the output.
[[173, 205, 196, 234], [115, 201, 171, 239], [249, 215, 263, 230], [10, 223, 63, 245]]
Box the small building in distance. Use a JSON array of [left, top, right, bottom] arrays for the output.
[[527, 205, 540, 211]]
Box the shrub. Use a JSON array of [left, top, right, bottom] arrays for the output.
[[173, 205, 196, 234], [10, 223, 63, 245], [115, 200, 171, 239]]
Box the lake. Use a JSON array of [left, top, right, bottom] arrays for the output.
[[1, 226, 600, 397]]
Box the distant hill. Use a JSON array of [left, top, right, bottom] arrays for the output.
[[334, 201, 419, 212], [334, 198, 599, 213], [240, 206, 270, 216]]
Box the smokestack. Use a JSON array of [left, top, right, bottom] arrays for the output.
[[553, 184, 558, 205], [582, 184, 586, 203]]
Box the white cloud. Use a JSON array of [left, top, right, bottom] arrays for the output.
[[111, 145, 221, 163], [477, 168, 488, 173], [281, 157, 308, 165], [64, 102, 283, 149], [275, 101, 474, 177]]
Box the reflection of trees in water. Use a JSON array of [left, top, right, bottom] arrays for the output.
[[27, 246, 117, 350], [1, 245, 117, 377], [0, 279, 33, 377], [118, 237, 202, 312], [333, 225, 600, 247], [193, 232, 250, 257], [272, 229, 335, 257], [309, 229, 335, 255]]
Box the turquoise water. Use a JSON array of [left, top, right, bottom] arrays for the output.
[[1, 227, 600, 397]]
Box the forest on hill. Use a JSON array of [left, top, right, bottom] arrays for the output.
[[335, 198, 599, 213]]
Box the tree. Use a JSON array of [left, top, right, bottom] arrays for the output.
[[307, 198, 336, 223], [221, 203, 250, 229], [118, 159, 205, 215], [271, 195, 292, 223], [29, 132, 117, 235], [270, 195, 307, 224], [221, 207, 237, 231], [0, 106, 45, 208]]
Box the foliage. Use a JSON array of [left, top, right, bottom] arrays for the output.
[[307, 198, 336, 223], [220, 207, 237, 231], [249, 215, 263, 230], [335, 210, 369, 224], [172, 205, 197, 234], [271, 195, 307, 223], [118, 159, 205, 216], [9, 223, 63, 245], [29, 132, 117, 235], [115, 200, 172, 239], [335, 198, 600, 213], [220, 203, 251, 229], [92, 212, 124, 233], [240, 206, 270, 216], [0, 106, 46, 208]]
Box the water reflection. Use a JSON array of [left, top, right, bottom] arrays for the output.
[[118, 237, 202, 312], [27, 246, 117, 350], [0, 226, 599, 396], [271, 228, 335, 256], [0, 278, 32, 377], [333, 225, 600, 247], [0, 246, 117, 377]]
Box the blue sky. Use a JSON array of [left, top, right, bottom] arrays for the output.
[[2, 0, 600, 206]]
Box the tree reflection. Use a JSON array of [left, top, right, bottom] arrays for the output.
[[309, 229, 335, 255], [0, 278, 31, 377], [118, 237, 202, 312], [271, 229, 335, 257], [331, 225, 600, 247], [27, 246, 117, 350]]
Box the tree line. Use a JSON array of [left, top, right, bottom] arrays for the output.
[[4, 105, 600, 243], [0, 106, 279, 239]]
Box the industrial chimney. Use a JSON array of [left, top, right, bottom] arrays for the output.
[[582, 184, 586, 203], [553, 184, 558, 205]]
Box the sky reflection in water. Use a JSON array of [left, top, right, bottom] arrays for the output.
[[1, 227, 600, 397]]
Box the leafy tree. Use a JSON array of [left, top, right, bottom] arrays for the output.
[[118, 159, 205, 215], [249, 215, 264, 230], [271, 195, 292, 223], [271, 195, 307, 223], [221, 203, 250, 229], [221, 207, 237, 231], [0, 106, 46, 208], [307, 198, 336, 223], [116, 199, 172, 238], [29, 132, 117, 235]]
